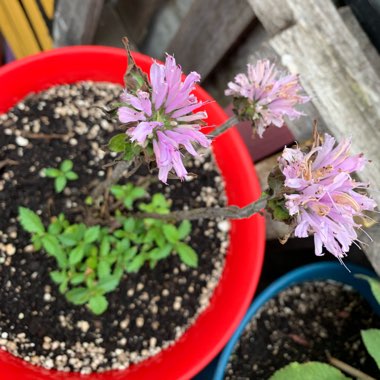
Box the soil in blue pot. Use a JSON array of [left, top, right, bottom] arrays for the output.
[[225, 280, 380, 379]]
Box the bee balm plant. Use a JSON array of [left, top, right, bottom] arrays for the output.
[[2, 37, 374, 376]]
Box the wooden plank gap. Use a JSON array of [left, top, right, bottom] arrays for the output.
[[40, 0, 54, 20], [167, 0, 256, 79]]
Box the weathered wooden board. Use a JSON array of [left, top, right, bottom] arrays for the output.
[[93, 1, 132, 49], [116, 0, 165, 47], [53, 0, 104, 46], [339, 6, 380, 74], [167, 0, 255, 78]]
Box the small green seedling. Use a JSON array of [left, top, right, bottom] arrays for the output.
[[44, 159, 78, 193], [19, 184, 197, 315]]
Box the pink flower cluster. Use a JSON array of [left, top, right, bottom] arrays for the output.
[[118, 55, 210, 183], [225, 60, 309, 137], [278, 133, 376, 260]]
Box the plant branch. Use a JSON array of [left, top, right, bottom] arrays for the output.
[[135, 196, 268, 222], [7, 120, 74, 141], [209, 115, 239, 138], [327, 353, 376, 380], [91, 158, 142, 200], [0, 159, 18, 170]]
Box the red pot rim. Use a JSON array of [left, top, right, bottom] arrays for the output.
[[0, 46, 265, 380]]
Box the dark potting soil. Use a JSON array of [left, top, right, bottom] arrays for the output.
[[225, 281, 380, 379], [0, 82, 229, 373]]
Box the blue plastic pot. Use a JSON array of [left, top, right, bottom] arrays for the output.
[[213, 261, 380, 380]]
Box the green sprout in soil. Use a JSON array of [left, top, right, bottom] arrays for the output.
[[18, 184, 197, 315], [43, 159, 78, 193]]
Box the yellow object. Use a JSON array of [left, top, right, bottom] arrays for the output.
[[0, 0, 54, 60], [21, 0, 53, 50], [40, 0, 54, 19], [0, 2, 25, 59]]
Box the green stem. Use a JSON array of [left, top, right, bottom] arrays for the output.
[[210, 115, 239, 138]]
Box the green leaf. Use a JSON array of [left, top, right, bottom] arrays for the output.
[[85, 275, 95, 288], [89, 295, 108, 315], [44, 168, 61, 178], [69, 244, 85, 265], [84, 226, 100, 244], [66, 287, 90, 305], [110, 185, 124, 199], [48, 220, 62, 235], [122, 37, 150, 93], [59, 279, 68, 293], [123, 246, 138, 263], [55, 251, 68, 268], [143, 228, 157, 244], [117, 238, 130, 252], [100, 238, 111, 256], [96, 276, 120, 293], [113, 266, 123, 280], [110, 184, 145, 210], [123, 218, 136, 233], [58, 213, 66, 223], [176, 243, 198, 267], [50, 271, 66, 284], [108, 133, 126, 153], [103, 253, 118, 265], [60, 159, 73, 172], [98, 261, 111, 279], [131, 71, 145, 88], [361, 329, 380, 369], [113, 230, 126, 239], [162, 224, 179, 243], [40, 232, 60, 252], [155, 232, 166, 248], [355, 274, 380, 304], [123, 141, 141, 161], [267, 199, 290, 222], [85, 196, 93, 206], [131, 187, 146, 199], [89, 245, 98, 257], [32, 235, 42, 250], [70, 224, 86, 241], [86, 256, 98, 270], [123, 198, 133, 210], [55, 176, 67, 193], [58, 234, 78, 247], [42, 234, 66, 268], [269, 362, 349, 380], [153, 193, 169, 208], [150, 244, 172, 260], [126, 254, 146, 273], [65, 171, 78, 180], [19, 207, 45, 234], [178, 220, 191, 240], [70, 273, 85, 285], [139, 193, 171, 214]]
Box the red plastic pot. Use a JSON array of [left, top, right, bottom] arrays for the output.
[[0, 47, 265, 380]]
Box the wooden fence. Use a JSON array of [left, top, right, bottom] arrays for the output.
[[2, 0, 380, 272], [0, 0, 54, 59]]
